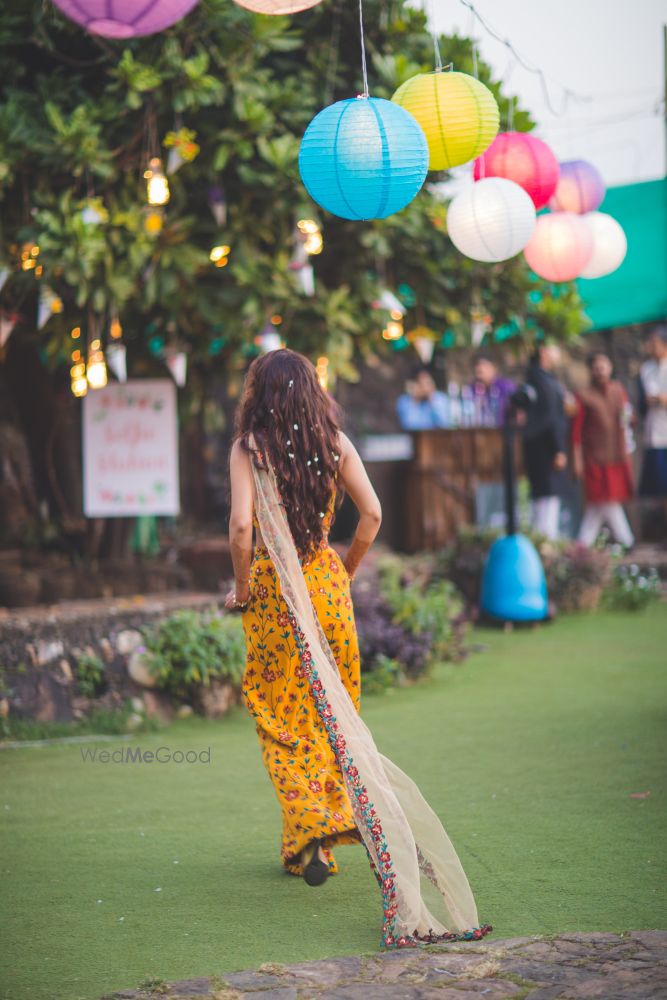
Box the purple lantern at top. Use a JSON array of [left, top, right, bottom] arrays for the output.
[[52, 0, 200, 38], [549, 159, 605, 215]]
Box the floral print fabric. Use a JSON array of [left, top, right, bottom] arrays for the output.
[[241, 492, 363, 875]]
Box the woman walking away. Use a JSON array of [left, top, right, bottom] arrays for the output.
[[225, 348, 492, 950], [572, 351, 634, 549]]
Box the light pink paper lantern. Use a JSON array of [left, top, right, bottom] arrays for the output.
[[523, 212, 594, 282], [52, 0, 200, 37], [233, 0, 322, 12]]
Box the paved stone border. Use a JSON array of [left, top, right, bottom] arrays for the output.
[[107, 930, 666, 1000]]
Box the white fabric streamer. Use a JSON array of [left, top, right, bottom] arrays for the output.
[[248, 435, 492, 949]]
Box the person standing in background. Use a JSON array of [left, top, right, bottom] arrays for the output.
[[396, 367, 451, 430], [638, 324, 667, 499], [572, 351, 634, 548], [469, 352, 516, 427], [521, 343, 568, 540]]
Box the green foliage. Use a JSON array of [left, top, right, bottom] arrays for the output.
[[0, 0, 587, 388], [139, 609, 245, 700], [362, 653, 405, 695], [0, 699, 160, 742], [603, 563, 662, 611], [375, 551, 468, 663], [74, 652, 106, 698]]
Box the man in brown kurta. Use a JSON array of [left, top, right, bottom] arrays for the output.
[[572, 351, 634, 548]]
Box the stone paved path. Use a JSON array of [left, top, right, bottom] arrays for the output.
[[108, 930, 667, 1000]]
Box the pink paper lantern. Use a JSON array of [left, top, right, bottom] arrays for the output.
[[52, 0, 200, 38], [549, 159, 605, 214], [473, 131, 559, 210], [523, 212, 594, 282]]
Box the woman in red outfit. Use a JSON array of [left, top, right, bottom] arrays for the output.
[[572, 351, 634, 548]]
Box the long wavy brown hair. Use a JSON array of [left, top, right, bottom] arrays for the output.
[[233, 349, 344, 561]]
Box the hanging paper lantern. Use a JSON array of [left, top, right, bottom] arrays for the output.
[[523, 212, 594, 282], [233, 0, 321, 11], [107, 342, 127, 383], [391, 71, 499, 171], [52, 0, 200, 38], [579, 212, 628, 279], [549, 160, 605, 214], [165, 351, 188, 387], [473, 132, 559, 209], [447, 178, 536, 263], [298, 97, 428, 221]]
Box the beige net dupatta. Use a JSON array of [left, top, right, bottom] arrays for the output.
[[248, 437, 492, 950]]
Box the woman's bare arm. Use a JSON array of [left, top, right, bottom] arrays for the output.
[[226, 439, 254, 608], [337, 431, 382, 579]]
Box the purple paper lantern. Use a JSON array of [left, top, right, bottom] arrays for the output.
[[52, 0, 200, 38], [549, 159, 605, 215]]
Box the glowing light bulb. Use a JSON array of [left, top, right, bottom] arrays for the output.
[[144, 208, 164, 236], [86, 345, 107, 389], [145, 157, 170, 206], [304, 232, 323, 255], [316, 355, 329, 390], [70, 362, 88, 397], [382, 320, 403, 340], [210, 245, 231, 264]]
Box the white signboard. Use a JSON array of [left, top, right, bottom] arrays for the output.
[[83, 380, 180, 517]]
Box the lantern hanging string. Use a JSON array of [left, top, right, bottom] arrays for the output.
[[421, 0, 443, 73], [471, 40, 478, 79], [508, 94, 514, 132], [323, 0, 342, 107], [357, 0, 369, 98]]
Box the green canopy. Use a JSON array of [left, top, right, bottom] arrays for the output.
[[576, 177, 667, 331]]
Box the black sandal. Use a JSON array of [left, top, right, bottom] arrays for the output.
[[302, 837, 329, 886]]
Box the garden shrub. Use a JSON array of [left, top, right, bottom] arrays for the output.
[[74, 652, 107, 698], [352, 552, 468, 688], [352, 584, 432, 682], [376, 553, 466, 662], [603, 563, 662, 611], [139, 609, 245, 701]]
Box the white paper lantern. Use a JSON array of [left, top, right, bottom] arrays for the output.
[[579, 212, 627, 279], [233, 0, 321, 12], [446, 177, 537, 263]]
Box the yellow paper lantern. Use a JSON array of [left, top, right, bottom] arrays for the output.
[[392, 71, 499, 171]]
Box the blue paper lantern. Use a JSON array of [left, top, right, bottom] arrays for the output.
[[298, 97, 428, 221]]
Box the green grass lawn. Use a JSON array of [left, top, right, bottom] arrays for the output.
[[1, 605, 666, 1000]]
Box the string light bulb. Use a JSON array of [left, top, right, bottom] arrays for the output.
[[86, 341, 108, 389], [145, 157, 170, 206], [316, 355, 329, 390], [382, 320, 404, 341], [20, 243, 39, 271], [210, 244, 231, 267], [144, 208, 164, 236], [70, 361, 88, 397], [297, 219, 323, 255]]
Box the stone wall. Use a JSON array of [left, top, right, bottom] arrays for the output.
[[0, 592, 241, 729]]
